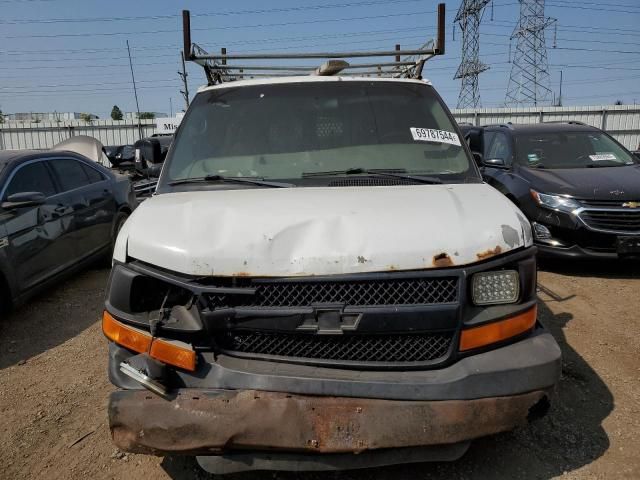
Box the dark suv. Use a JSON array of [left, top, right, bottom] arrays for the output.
[[461, 122, 640, 259]]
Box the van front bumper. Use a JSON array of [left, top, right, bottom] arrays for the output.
[[108, 330, 560, 457], [109, 388, 551, 456]]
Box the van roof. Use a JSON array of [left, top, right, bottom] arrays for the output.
[[197, 75, 432, 93]]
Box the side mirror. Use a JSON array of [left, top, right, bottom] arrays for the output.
[[2, 191, 46, 210], [472, 152, 483, 167], [134, 138, 163, 166], [483, 157, 508, 168]]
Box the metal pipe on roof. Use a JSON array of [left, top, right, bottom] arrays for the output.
[[192, 49, 436, 61], [217, 61, 416, 72]]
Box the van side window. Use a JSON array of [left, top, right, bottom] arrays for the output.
[[49, 159, 91, 192], [486, 132, 512, 165], [4, 161, 57, 199]]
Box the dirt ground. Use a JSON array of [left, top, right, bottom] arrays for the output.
[[1, 260, 639, 480]]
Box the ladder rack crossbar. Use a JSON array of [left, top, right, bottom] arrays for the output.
[[208, 61, 419, 72], [191, 49, 437, 61]]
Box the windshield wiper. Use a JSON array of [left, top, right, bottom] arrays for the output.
[[168, 174, 293, 188], [302, 167, 442, 184], [585, 163, 623, 168]]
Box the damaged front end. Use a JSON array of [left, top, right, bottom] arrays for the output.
[[103, 245, 561, 470], [109, 388, 551, 455]]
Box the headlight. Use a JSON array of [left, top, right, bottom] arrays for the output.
[[530, 189, 580, 213], [472, 270, 520, 305]]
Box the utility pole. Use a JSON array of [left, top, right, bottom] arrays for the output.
[[454, 0, 491, 109], [558, 70, 563, 107], [179, 52, 190, 110], [505, 0, 556, 106], [126, 40, 143, 140]]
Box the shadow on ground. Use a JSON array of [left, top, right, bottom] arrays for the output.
[[538, 257, 640, 279], [0, 266, 110, 370], [161, 298, 613, 480]]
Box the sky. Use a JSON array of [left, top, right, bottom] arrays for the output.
[[1, 0, 639, 119]]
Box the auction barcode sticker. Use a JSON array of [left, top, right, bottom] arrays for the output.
[[589, 153, 617, 161], [410, 128, 461, 146]]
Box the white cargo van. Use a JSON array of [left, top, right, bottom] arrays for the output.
[[103, 6, 560, 474]]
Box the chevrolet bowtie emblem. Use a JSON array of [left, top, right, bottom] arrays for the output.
[[622, 201, 640, 208]]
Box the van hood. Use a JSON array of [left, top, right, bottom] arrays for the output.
[[116, 184, 532, 277], [518, 164, 640, 199]]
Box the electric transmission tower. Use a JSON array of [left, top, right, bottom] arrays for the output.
[[505, 0, 556, 106], [454, 0, 490, 109]]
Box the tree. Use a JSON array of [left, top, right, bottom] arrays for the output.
[[614, 100, 624, 106], [110, 105, 123, 120], [0, 109, 4, 124], [138, 112, 156, 120], [80, 113, 94, 123]]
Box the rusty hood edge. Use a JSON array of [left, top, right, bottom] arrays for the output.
[[114, 184, 531, 276]]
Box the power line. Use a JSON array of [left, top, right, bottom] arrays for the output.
[[487, 19, 640, 36], [552, 46, 640, 55], [2, 9, 443, 39], [2, 20, 639, 55], [5, 31, 640, 70], [0, 84, 181, 95], [4, 32, 441, 63], [0, 26, 432, 56], [0, 0, 428, 24], [545, 0, 640, 14], [0, 79, 181, 89]]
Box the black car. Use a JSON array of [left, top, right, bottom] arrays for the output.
[[133, 134, 172, 173], [461, 121, 640, 259], [0, 149, 136, 311], [104, 144, 135, 168]]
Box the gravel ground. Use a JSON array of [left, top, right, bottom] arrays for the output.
[[0, 260, 639, 479]]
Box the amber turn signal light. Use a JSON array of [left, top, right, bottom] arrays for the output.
[[149, 338, 197, 372], [102, 310, 152, 353], [102, 311, 196, 371], [459, 305, 537, 352]]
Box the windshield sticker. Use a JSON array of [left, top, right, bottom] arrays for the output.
[[527, 153, 539, 163], [410, 128, 461, 146], [589, 153, 617, 161]]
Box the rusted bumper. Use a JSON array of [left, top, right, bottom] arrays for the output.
[[109, 388, 551, 456]]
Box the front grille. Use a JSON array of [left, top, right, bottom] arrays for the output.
[[207, 277, 458, 308], [216, 330, 454, 363], [579, 209, 640, 232], [328, 177, 420, 187], [580, 199, 640, 208]]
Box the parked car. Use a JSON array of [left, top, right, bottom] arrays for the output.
[[104, 144, 135, 168], [0, 148, 135, 312], [133, 134, 172, 174], [129, 134, 173, 199], [461, 122, 640, 258], [103, 73, 561, 474]]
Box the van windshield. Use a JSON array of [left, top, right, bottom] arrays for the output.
[[514, 131, 637, 169], [164, 81, 475, 184]]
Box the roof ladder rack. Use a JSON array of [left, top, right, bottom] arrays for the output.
[[182, 3, 446, 85]]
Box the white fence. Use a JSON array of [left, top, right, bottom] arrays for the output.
[[452, 105, 640, 150], [0, 118, 156, 150], [1, 105, 639, 151]]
